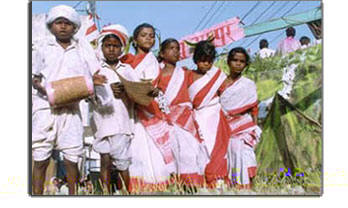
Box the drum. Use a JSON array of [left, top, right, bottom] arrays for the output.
[[46, 76, 94, 107]]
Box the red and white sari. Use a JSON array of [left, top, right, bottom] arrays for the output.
[[188, 66, 231, 188], [219, 76, 262, 186], [121, 52, 176, 193], [158, 66, 209, 187]]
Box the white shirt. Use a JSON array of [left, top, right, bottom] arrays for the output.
[[258, 48, 275, 59], [32, 37, 99, 111], [92, 61, 135, 138]]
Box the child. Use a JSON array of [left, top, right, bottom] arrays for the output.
[[31, 5, 106, 195], [157, 38, 209, 189], [187, 40, 231, 189], [257, 39, 275, 59], [300, 36, 311, 49], [219, 47, 262, 189], [92, 24, 134, 194], [120, 23, 177, 193]]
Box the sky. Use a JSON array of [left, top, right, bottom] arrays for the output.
[[32, 0, 321, 67]]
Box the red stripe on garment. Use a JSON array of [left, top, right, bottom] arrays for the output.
[[227, 101, 258, 116], [128, 177, 171, 193], [179, 173, 204, 187], [193, 70, 222, 108], [100, 29, 127, 46], [130, 53, 147, 69], [169, 105, 203, 143], [204, 110, 232, 187], [85, 24, 97, 36], [230, 121, 256, 135], [248, 167, 257, 179]]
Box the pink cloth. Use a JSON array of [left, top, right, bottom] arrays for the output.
[[277, 37, 301, 55], [179, 17, 245, 60]]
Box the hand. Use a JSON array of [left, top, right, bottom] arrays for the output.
[[110, 82, 125, 98], [148, 87, 159, 97], [32, 76, 47, 96], [93, 69, 107, 86]]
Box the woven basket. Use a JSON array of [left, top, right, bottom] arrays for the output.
[[46, 76, 94, 108]]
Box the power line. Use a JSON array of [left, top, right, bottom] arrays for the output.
[[73, 1, 83, 9], [245, 1, 302, 49], [264, 1, 290, 21], [199, 1, 227, 31], [250, 1, 277, 25], [238, 1, 289, 48], [193, 1, 218, 33], [282, 1, 301, 17], [240, 1, 262, 23]]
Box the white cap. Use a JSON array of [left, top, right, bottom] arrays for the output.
[[46, 5, 81, 31], [98, 24, 129, 47]]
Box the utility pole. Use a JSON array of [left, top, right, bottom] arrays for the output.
[[88, 0, 100, 30]]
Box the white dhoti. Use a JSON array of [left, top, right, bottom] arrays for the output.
[[92, 134, 132, 171], [32, 105, 84, 163]]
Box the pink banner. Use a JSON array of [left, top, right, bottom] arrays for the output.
[[179, 17, 245, 60]]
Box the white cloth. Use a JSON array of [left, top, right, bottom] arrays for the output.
[[219, 76, 261, 185], [46, 5, 81, 30], [162, 67, 209, 175], [227, 134, 257, 185], [188, 66, 226, 155], [172, 124, 208, 175], [32, 106, 83, 163], [129, 121, 175, 183], [92, 61, 135, 139], [92, 134, 132, 171], [258, 48, 275, 59], [32, 32, 99, 163], [128, 52, 175, 185]]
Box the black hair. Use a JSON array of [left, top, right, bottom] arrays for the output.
[[101, 34, 121, 45], [157, 38, 180, 62], [193, 40, 216, 64], [286, 27, 296, 37], [300, 36, 311, 45], [259, 39, 269, 49], [132, 23, 156, 49], [227, 47, 250, 66]]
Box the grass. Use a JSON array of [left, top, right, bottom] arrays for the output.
[[43, 170, 321, 195]]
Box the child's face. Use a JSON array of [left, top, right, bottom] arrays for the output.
[[50, 17, 75, 42], [228, 52, 247, 74], [134, 27, 155, 52], [197, 57, 213, 73], [102, 36, 122, 62], [160, 42, 180, 64]]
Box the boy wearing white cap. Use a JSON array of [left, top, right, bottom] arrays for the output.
[[91, 24, 134, 194], [31, 5, 106, 195]]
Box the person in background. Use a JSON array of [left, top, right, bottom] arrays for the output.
[[257, 39, 275, 59], [300, 36, 311, 49], [276, 27, 301, 55]]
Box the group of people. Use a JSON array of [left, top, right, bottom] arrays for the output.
[[257, 27, 314, 59], [31, 5, 262, 195]]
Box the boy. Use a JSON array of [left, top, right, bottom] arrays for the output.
[[92, 24, 134, 194], [32, 5, 106, 195]]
